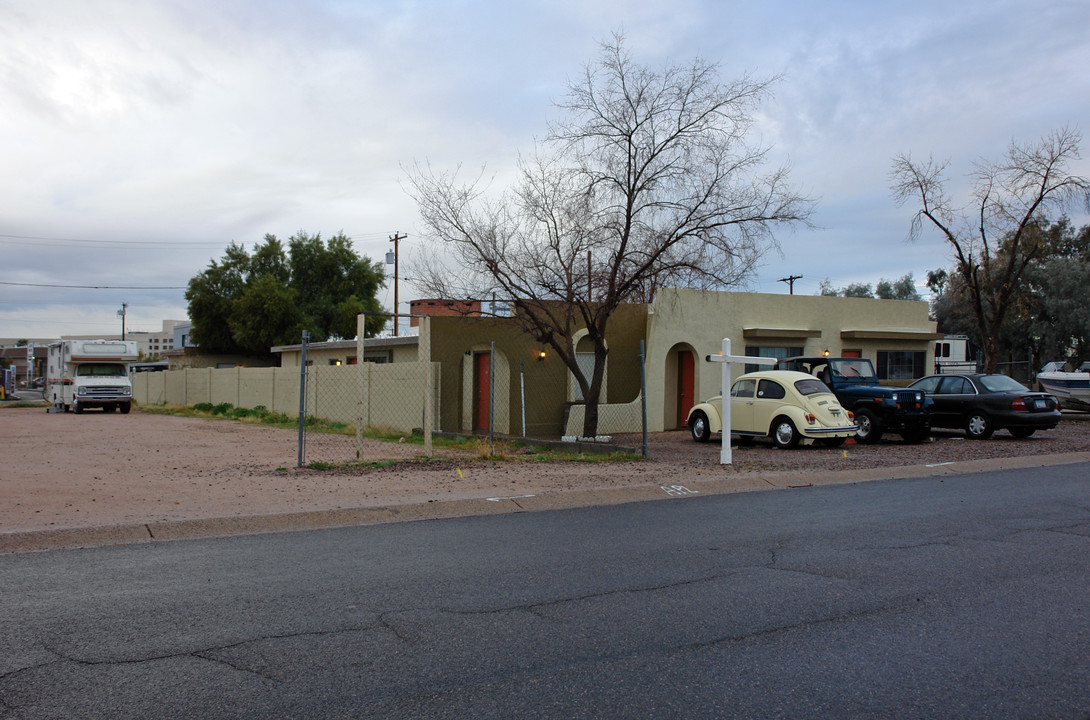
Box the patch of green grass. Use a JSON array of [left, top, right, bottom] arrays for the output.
[[141, 402, 353, 435], [0, 400, 50, 409], [135, 404, 644, 463]]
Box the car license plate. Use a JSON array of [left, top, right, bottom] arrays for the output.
[[1034, 399, 1047, 410]]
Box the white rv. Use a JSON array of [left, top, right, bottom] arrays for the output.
[[45, 340, 138, 413], [934, 335, 978, 373]]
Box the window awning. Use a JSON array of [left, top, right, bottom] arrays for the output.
[[840, 329, 945, 341], [742, 327, 823, 339]]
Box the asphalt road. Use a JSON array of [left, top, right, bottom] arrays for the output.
[[2, 463, 1089, 719]]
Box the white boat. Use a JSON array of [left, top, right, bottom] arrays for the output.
[[1036, 361, 1090, 411]]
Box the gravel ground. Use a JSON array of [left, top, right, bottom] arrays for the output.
[[1, 406, 1087, 537], [637, 414, 1090, 472]]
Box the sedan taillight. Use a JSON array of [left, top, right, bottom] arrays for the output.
[[1010, 397, 1027, 411]]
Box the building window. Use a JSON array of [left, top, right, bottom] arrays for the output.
[[877, 350, 925, 380], [744, 345, 803, 374]]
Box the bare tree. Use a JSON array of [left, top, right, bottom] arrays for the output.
[[408, 34, 812, 437], [891, 127, 1090, 373]]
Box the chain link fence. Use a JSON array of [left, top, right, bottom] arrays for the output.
[[297, 322, 649, 466], [296, 328, 445, 467]]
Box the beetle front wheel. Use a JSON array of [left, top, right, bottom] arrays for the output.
[[690, 411, 711, 443]]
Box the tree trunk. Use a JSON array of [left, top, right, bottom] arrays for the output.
[[981, 332, 999, 374], [579, 344, 608, 438]]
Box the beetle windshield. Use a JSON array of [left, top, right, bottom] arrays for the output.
[[794, 378, 832, 396]]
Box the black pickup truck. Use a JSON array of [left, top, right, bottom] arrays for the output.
[[776, 356, 932, 443]]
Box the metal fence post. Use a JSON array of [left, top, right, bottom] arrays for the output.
[[489, 340, 495, 455], [297, 329, 309, 468], [520, 358, 526, 438], [356, 315, 366, 461], [420, 316, 433, 457], [640, 340, 648, 458]]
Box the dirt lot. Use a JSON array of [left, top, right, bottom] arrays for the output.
[[2, 407, 1089, 538]]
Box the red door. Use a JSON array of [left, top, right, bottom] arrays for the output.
[[677, 350, 695, 427], [474, 352, 491, 434]]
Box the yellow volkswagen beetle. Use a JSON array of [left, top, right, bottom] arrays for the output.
[[687, 370, 858, 449]]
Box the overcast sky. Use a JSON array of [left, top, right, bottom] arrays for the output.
[[2, 0, 1088, 340]]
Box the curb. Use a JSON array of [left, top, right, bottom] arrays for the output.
[[3, 451, 1089, 554]]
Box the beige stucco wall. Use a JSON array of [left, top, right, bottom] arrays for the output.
[[644, 288, 941, 431], [133, 359, 437, 434]]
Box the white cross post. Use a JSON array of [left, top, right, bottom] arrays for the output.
[[705, 338, 778, 465]]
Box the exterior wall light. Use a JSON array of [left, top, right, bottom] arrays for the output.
[[538, 350, 547, 361]]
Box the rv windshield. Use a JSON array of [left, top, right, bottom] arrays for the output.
[[76, 364, 126, 377]]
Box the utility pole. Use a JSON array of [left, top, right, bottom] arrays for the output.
[[117, 302, 127, 340], [386, 232, 407, 336], [778, 275, 802, 295]]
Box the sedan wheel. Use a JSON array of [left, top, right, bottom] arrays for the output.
[[965, 412, 993, 439], [690, 411, 711, 443], [771, 417, 800, 449]]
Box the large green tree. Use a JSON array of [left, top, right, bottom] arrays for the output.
[[818, 273, 921, 301], [928, 218, 1090, 368], [891, 128, 1090, 372], [186, 232, 386, 356]]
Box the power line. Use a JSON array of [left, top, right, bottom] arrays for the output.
[[2, 231, 399, 246], [0, 233, 224, 247], [0, 281, 186, 290]]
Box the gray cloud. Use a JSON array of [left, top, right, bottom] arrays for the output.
[[2, 0, 1088, 338]]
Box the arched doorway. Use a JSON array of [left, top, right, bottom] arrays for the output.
[[665, 343, 698, 430]]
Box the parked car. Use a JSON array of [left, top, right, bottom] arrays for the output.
[[908, 373, 1061, 439], [30, 376, 44, 389], [687, 370, 858, 449], [776, 356, 931, 444]]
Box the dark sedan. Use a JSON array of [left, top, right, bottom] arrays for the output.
[[908, 373, 1061, 439]]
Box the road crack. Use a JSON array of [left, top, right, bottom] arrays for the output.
[[442, 571, 739, 616], [673, 599, 919, 652]]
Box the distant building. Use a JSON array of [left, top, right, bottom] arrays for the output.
[[63, 319, 185, 359], [408, 299, 482, 327]]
